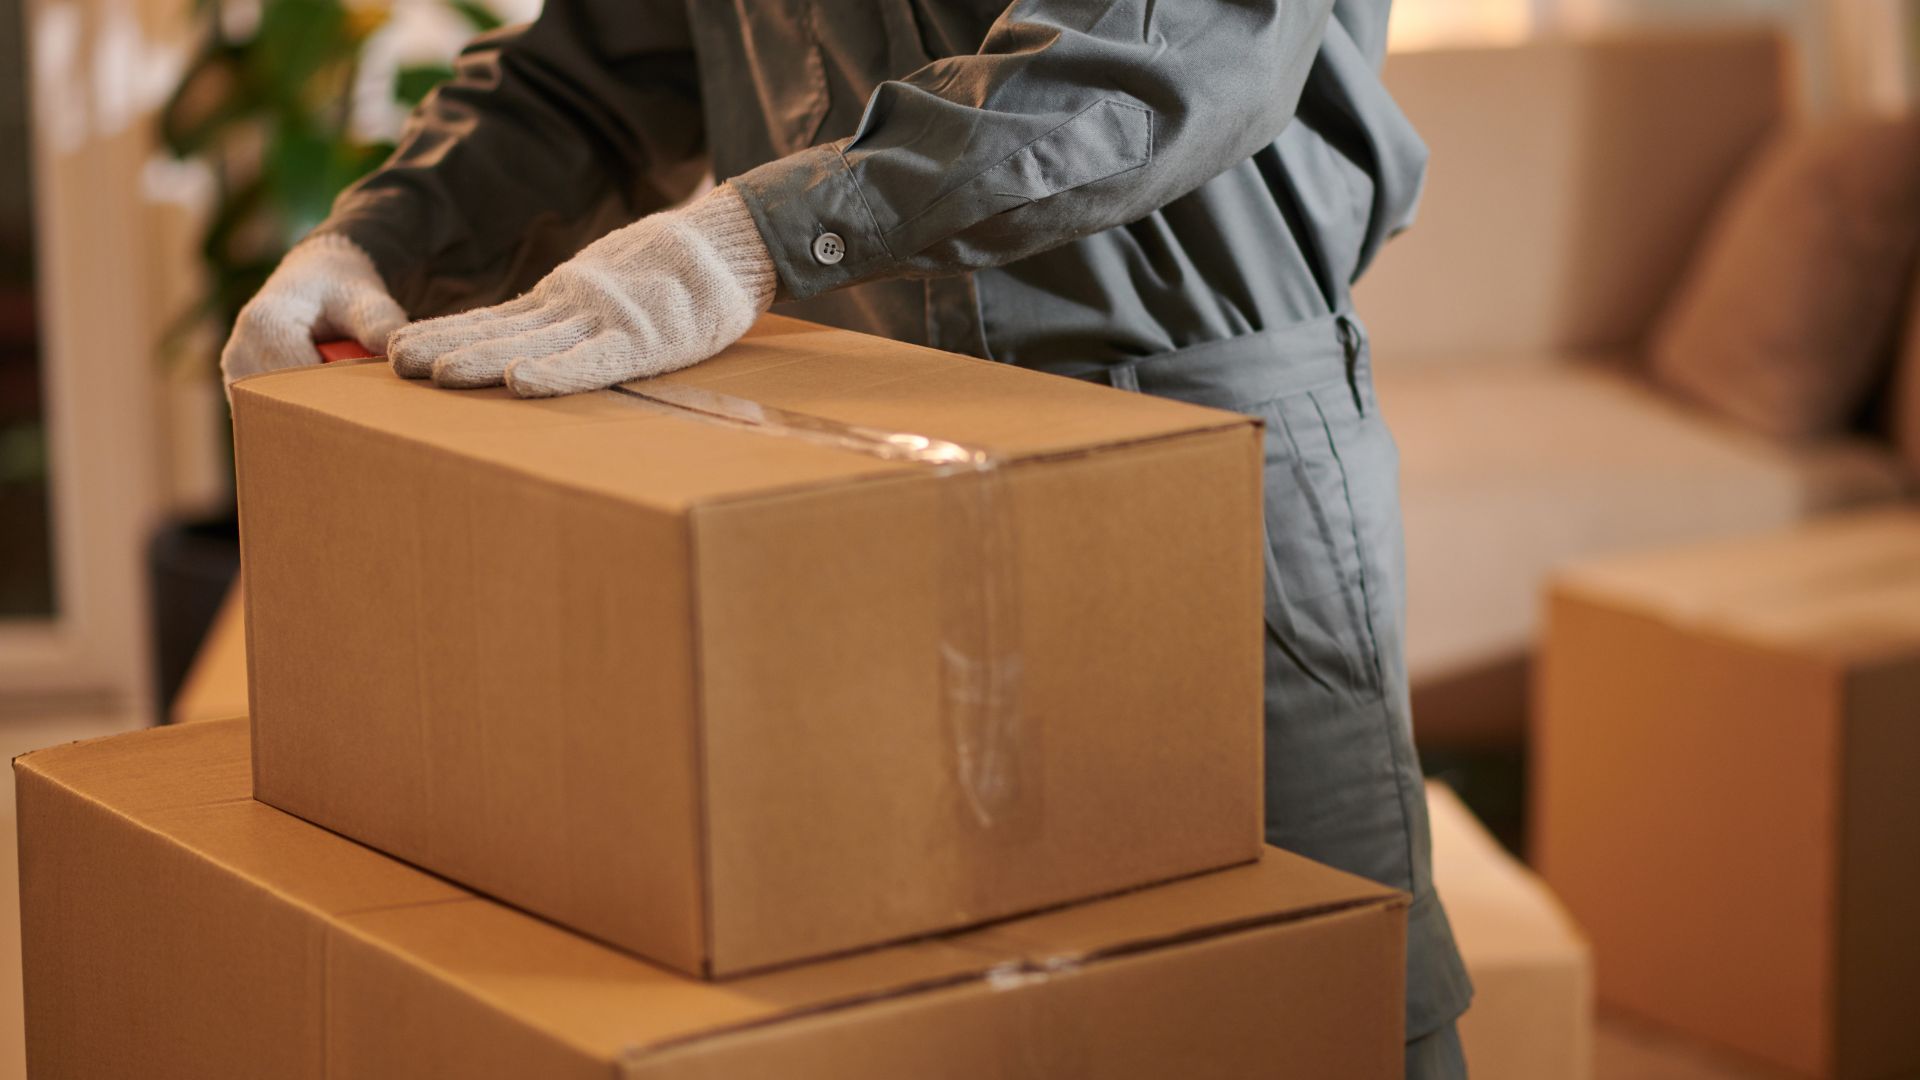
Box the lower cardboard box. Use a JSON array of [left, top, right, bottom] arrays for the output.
[[17, 719, 1407, 1078]]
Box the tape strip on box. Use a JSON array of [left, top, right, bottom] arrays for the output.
[[608, 383, 1027, 828]]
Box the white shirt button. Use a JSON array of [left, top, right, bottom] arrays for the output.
[[811, 232, 846, 265]]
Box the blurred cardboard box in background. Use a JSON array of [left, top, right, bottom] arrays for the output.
[[169, 580, 247, 726], [1428, 782, 1592, 1080], [1534, 509, 1920, 1079]]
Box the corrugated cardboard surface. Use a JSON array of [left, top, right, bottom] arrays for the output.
[[234, 318, 1265, 976], [1428, 783, 1592, 1080], [16, 720, 1406, 1079], [1534, 509, 1920, 1078]]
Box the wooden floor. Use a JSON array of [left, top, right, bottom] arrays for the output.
[[0, 716, 1801, 1079]]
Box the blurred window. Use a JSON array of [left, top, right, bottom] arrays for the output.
[[1389, 0, 1537, 50], [0, 0, 55, 619], [1389, 0, 1916, 111], [1388, 0, 1807, 51]]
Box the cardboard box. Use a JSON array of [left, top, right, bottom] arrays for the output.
[[1533, 508, 1920, 1079], [1428, 782, 1592, 1080], [170, 577, 248, 724], [16, 719, 1406, 1079], [232, 315, 1265, 977]]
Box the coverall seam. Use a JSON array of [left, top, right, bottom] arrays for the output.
[[1264, 398, 1375, 692], [832, 141, 898, 263], [1304, 388, 1420, 900], [1307, 390, 1382, 693], [883, 97, 1152, 240], [1231, 375, 1352, 414]]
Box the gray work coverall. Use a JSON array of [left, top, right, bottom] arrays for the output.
[[322, 0, 1474, 1070]]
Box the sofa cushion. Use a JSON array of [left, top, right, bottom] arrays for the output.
[[1379, 353, 1907, 684], [1649, 118, 1920, 438], [1355, 31, 1786, 361]]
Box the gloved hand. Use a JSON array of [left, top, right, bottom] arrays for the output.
[[388, 183, 778, 398], [220, 233, 410, 384]]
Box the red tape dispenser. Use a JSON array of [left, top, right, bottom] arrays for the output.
[[315, 340, 378, 364]]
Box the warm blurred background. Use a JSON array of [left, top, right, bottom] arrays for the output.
[[3, 1, 1918, 1078]]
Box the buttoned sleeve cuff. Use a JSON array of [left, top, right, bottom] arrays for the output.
[[731, 140, 894, 303]]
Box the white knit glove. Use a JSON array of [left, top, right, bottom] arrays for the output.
[[388, 183, 778, 398], [220, 233, 410, 384]]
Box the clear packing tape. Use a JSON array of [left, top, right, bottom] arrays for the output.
[[608, 383, 1026, 828]]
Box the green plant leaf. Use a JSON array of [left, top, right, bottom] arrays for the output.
[[394, 63, 455, 107], [264, 123, 342, 235], [322, 139, 393, 210], [248, 0, 351, 108], [448, 0, 503, 32], [166, 0, 499, 357]]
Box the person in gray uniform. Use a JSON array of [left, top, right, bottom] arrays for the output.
[[224, 1, 1472, 1071]]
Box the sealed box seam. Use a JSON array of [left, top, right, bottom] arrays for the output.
[[618, 892, 1407, 1074], [239, 370, 1255, 515]]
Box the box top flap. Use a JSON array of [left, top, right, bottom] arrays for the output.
[[230, 319, 1251, 513], [17, 720, 1401, 1066], [1554, 508, 1920, 662]]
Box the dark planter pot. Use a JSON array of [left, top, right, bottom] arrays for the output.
[[147, 511, 239, 723]]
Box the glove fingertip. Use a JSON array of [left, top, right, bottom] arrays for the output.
[[502, 363, 559, 398], [502, 356, 584, 398], [362, 317, 410, 357], [388, 340, 434, 379], [391, 354, 431, 379], [228, 341, 322, 382], [385, 319, 445, 374]]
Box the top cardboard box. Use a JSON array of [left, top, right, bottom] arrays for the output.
[[234, 316, 1266, 977]]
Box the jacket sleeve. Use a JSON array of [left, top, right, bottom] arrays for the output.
[[318, 0, 708, 317], [732, 0, 1336, 302]]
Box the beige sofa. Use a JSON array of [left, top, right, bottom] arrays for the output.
[[1356, 31, 1911, 743]]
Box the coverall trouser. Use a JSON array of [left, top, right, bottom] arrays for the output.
[[1084, 311, 1473, 1079]]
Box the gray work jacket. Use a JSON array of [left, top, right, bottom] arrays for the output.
[[323, 0, 1425, 391]]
